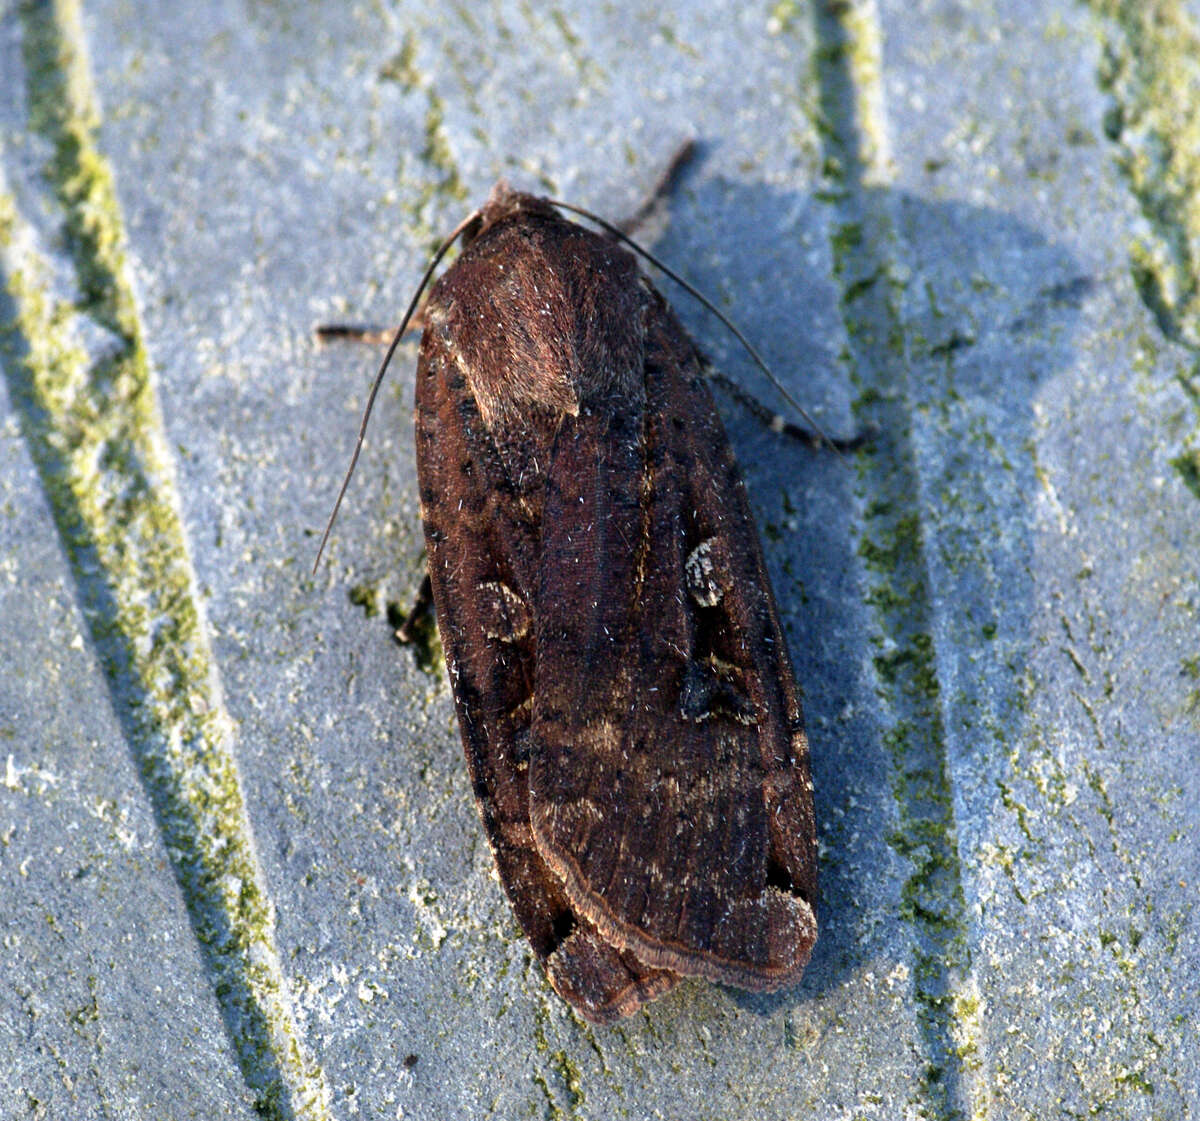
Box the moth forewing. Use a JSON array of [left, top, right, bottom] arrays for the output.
[[411, 181, 817, 1021]]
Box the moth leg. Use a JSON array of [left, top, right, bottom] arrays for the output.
[[707, 367, 874, 452], [616, 138, 699, 235], [393, 571, 434, 645], [313, 322, 394, 344], [312, 304, 429, 344]]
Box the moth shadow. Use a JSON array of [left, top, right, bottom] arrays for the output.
[[648, 173, 1089, 1010]]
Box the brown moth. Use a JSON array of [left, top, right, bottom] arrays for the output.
[[406, 182, 818, 1021]]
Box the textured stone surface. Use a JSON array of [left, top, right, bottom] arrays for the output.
[[0, 382, 260, 1120], [1, 1, 1196, 1118]]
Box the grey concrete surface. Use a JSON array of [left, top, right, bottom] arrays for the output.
[[1, 1, 1197, 1119]]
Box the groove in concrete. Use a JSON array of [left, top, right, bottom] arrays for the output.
[[1085, 0, 1200, 351], [1, 2, 331, 1117], [1085, 0, 1200, 507], [809, 2, 975, 1117]]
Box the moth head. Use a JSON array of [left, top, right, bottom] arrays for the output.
[[465, 180, 561, 246]]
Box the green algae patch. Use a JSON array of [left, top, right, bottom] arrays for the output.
[[1088, 0, 1200, 758], [348, 581, 384, 618], [1171, 445, 1200, 501], [378, 32, 421, 91], [420, 90, 467, 204], [4, 2, 330, 1117], [386, 595, 445, 679], [809, 2, 976, 1115], [1087, 0, 1200, 348], [381, 29, 467, 227]]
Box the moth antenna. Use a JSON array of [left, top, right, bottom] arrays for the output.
[[313, 208, 482, 574], [549, 198, 843, 457]]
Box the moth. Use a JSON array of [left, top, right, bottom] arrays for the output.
[[321, 181, 819, 1022]]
